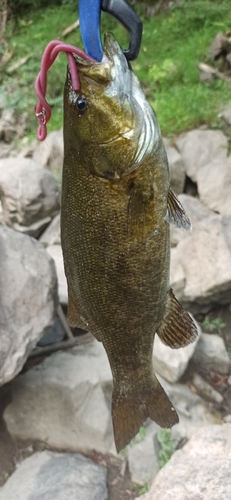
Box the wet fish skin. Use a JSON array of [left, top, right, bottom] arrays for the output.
[[61, 33, 197, 452]]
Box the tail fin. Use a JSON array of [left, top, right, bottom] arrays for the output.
[[112, 376, 178, 452]]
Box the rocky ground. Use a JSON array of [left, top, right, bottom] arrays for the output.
[[0, 105, 231, 499]]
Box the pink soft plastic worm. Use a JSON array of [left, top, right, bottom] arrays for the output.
[[34, 40, 96, 141]]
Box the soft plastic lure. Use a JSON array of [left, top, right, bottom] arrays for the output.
[[34, 40, 95, 141]]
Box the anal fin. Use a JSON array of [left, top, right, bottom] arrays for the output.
[[165, 188, 191, 230], [157, 288, 198, 348]]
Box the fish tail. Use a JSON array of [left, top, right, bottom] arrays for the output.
[[112, 375, 179, 452]]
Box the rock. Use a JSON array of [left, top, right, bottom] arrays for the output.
[[209, 32, 231, 59], [220, 104, 231, 126], [3, 340, 114, 453], [13, 216, 52, 238], [170, 247, 185, 295], [46, 244, 67, 304], [170, 197, 231, 311], [192, 373, 223, 404], [199, 70, 215, 83], [18, 137, 38, 159], [32, 129, 64, 182], [0, 225, 57, 386], [37, 315, 65, 347], [157, 376, 222, 441], [192, 333, 231, 375], [0, 450, 108, 500], [175, 129, 227, 182], [172, 213, 231, 311], [0, 158, 60, 236], [0, 142, 13, 159], [0, 109, 26, 143], [0, 118, 15, 143], [223, 414, 231, 423], [127, 423, 160, 486], [197, 155, 231, 217], [153, 322, 201, 383], [39, 213, 61, 246], [165, 143, 185, 194], [137, 424, 231, 500], [170, 194, 213, 247]]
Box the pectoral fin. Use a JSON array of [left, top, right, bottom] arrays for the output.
[[165, 188, 191, 230], [157, 289, 198, 348]]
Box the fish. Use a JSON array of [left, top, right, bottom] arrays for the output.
[[61, 32, 198, 452]]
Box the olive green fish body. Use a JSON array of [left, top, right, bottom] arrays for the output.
[[61, 34, 197, 451]]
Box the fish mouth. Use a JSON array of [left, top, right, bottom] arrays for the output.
[[74, 33, 132, 92]]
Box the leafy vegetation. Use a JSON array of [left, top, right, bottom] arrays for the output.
[[1, 0, 231, 140], [137, 483, 149, 496], [128, 426, 147, 448], [157, 428, 176, 468], [202, 316, 226, 335]]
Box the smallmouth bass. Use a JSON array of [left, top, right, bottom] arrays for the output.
[[61, 33, 198, 452]]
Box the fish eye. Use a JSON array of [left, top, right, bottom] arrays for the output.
[[75, 95, 87, 115]]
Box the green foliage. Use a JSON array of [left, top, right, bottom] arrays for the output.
[[8, 0, 66, 17], [129, 426, 147, 447], [157, 429, 176, 468], [133, 0, 231, 135], [202, 316, 226, 335], [137, 483, 149, 496], [2, 0, 231, 139]]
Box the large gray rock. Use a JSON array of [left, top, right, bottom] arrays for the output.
[[32, 129, 64, 182], [153, 322, 201, 383], [0, 158, 60, 236], [0, 225, 57, 386], [127, 423, 160, 486], [158, 376, 222, 441], [136, 424, 231, 500], [0, 450, 108, 500], [197, 155, 231, 217], [176, 129, 231, 216], [171, 208, 231, 311], [3, 340, 114, 453], [175, 129, 227, 182], [170, 194, 213, 247], [164, 139, 186, 194], [193, 333, 231, 375]]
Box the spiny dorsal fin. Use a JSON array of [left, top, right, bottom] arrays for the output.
[[164, 188, 191, 230], [157, 289, 198, 348]]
